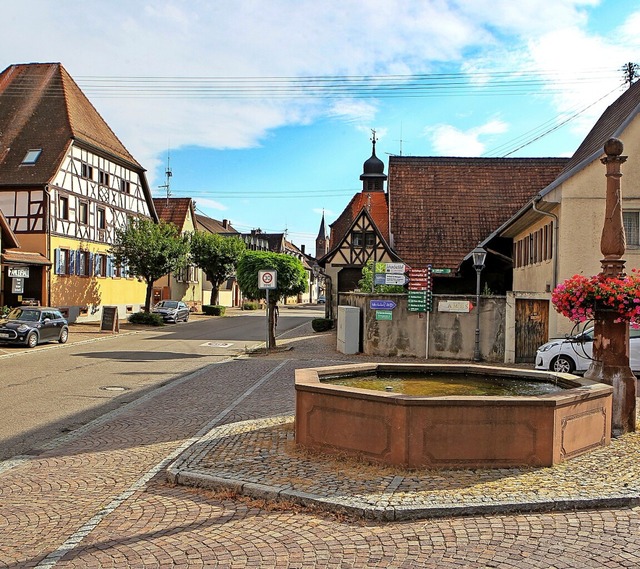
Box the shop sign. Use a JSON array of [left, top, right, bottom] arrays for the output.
[[8, 266, 29, 278]]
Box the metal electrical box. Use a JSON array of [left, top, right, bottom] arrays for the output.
[[337, 305, 360, 354]]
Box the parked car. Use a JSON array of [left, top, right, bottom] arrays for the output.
[[0, 307, 69, 348], [151, 300, 190, 323], [317, 295, 326, 304], [535, 326, 640, 374]]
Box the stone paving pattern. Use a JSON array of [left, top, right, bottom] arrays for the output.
[[1, 317, 639, 567]]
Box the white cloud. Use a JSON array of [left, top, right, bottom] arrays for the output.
[[1, 1, 634, 177], [426, 120, 508, 156], [191, 197, 228, 212]]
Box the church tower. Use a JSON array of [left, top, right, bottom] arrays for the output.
[[316, 211, 329, 259], [360, 130, 387, 193]]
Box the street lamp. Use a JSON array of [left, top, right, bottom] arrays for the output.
[[472, 245, 487, 362]]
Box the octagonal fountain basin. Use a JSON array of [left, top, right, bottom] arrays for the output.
[[294, 363, 613, 469]]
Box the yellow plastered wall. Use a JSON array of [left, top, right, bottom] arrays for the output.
[[50, 235, 147, 322]]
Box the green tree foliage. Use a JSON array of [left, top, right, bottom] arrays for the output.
[[110, 218, 190, 311], [236, 251, 307, 348], [190, 231, 246, 305], [358, 260, 406, 293]]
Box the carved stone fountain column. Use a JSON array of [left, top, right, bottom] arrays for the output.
[[583, 138, 637, 436]]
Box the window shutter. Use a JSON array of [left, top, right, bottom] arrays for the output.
[[54, 248, 62, 275]]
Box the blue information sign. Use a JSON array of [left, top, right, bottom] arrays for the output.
[[370, 300, 397, 310]]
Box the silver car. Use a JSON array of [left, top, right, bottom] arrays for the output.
[[151, 300, 190, 323]]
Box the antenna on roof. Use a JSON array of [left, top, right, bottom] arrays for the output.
[[158, 152, 172, 204], [622, 62, 640, 87]]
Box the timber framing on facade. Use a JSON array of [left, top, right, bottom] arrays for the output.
[[0, 62, 156, 320]]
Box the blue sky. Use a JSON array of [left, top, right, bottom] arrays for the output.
[[2, 1, 640, 253]]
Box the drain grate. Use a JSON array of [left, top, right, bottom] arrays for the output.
[[200, 342, 233, 348], [100, 386, 129, 392]]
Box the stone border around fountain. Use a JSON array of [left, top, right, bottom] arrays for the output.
[[295, 363, 613, 469]]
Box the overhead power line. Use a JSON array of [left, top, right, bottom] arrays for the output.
[[4, 68, 622, 100]]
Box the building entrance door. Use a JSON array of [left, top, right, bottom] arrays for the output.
[[515, 298, 549, 363]]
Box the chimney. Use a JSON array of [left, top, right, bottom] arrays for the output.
[[301, 244, 305, 254], [222, 219, 229, 229]]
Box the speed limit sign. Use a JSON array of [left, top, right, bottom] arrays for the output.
[[258, 269, 277, 289]]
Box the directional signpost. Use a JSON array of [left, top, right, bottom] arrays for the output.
[[407, 266, 433, 312], [370, 300, 397, 310]]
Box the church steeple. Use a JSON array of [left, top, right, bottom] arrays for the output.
[[316, 210, 329, 258], [360, 129, 387, 193]]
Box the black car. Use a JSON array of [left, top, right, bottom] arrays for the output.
[[151, 300, 190, 323], [0, 307, 69, 348]]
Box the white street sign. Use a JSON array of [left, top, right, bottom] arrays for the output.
[[385, 274, 408, 285], [258, 269, 277, 289], [385, 263, 406, 274]]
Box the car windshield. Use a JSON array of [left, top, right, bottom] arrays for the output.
[[158, 301, 179, 309], [7, 308, 40, 322]]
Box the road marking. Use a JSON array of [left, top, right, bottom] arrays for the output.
[[34, 359, 291, 568]]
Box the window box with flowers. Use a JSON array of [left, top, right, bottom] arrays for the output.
[[551, 271, 640, 326]]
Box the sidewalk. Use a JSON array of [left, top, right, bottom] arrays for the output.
[[168, 323, 640, 521]]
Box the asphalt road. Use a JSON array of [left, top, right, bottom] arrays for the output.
[[0, 307, 322, 461]]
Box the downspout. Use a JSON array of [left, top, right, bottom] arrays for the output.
[[44, 184, 52, 307], [532, 196, 559, 290]]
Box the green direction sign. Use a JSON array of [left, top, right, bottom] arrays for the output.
[[431, 268, 452, 274], [408, 291, 428, 312], [375, 310, 393, 321]]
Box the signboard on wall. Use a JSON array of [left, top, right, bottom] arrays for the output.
[[438, 300, 472, 313], [8, 267, 29, 278]]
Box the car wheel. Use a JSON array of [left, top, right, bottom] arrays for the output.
[[184, 312, 189, 322], [58, 328, 69, 344], [552, 355, 575, 374], [26, 332, 39, 349]]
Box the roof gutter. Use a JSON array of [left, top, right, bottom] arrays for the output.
[[532, 196, 559, 290]]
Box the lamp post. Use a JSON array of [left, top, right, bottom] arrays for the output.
[[472, 245, 487, 362]]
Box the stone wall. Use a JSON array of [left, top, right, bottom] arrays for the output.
[[338, 292, 507, 361]]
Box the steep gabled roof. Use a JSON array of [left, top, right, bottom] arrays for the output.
[[153, 197, 195, 231], [328, 191, 389, 251], [0, 62, 141, 187], [388, 156, 569, 272], [320, 205, 398, 266], [195, 214, 238, 234], [539, 80, 640, 198]]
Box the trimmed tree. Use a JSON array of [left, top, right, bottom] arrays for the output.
[[110, 218, 190, 312], [236, 250, 307, 348], [189, 231, 246, 305]]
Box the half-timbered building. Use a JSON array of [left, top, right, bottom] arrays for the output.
[[0, 62, 157, 321], [319, 139, 400, 315]]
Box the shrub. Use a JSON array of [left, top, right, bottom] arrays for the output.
[[242, 301, 260, 311], [312, 318, 333, 332], [128, 312, 164, 326], [0, 306, 10, 317], [203, 305, 226, 316]]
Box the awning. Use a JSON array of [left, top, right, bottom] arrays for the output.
[[1, 249, 52, 266]]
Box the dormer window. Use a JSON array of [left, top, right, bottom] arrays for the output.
[[21, 149, 42, 165]]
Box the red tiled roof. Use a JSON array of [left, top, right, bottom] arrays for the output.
[[153, 197, 194, 230], [328, 191, 389, 250], [0, 63, 141, 187], [388, 156, 569, 271], [195, 214, 238, 234]]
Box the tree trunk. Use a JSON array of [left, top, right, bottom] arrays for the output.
[[144, 281, 154, 312]]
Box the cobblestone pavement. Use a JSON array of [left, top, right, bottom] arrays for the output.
[[1, 321, 639, 568]]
